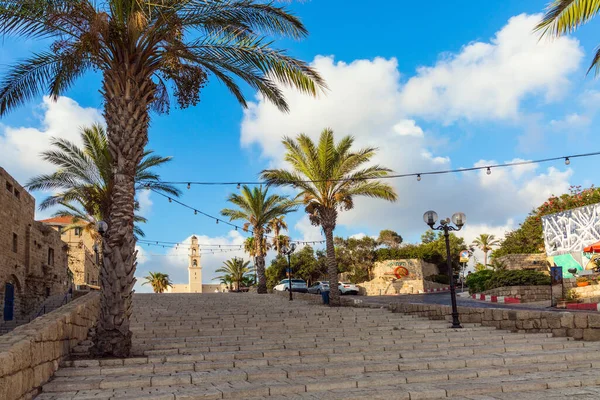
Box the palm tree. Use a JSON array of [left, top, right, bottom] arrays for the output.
[[141, 272, 173, 293], [26, 124, 178, 238], [472, 234, 501, 268], [261, 129, 397, 306], [536, 1, 600, 74], [216, 258, 253, 292], [221, 186, 297, 294], [0, 1, 324, 356], [244, 236, 268, 258], [269, 216, 289, 254]]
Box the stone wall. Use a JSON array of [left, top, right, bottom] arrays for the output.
[[495, 253, 548, 272], [572, 284, 600, 302], [359, 278, 449, 295], [357, 259, 441, 296], [481, 286, 551, 303], [0, 292, 99, 400], [0, 168, 69, 321]]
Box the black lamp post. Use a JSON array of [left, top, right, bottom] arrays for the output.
[[423, 210, 466, 329], [282, 243, 297, 301]]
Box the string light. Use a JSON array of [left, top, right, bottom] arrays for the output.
[[168, 198, 172, 203], [486, 167, 491, 175], [417, 174, 421, 181], [194, 210, 197, 215], [237, 183, 241, 189], [187, 183, 191, 190], [565, 157, 570, 165], [158, 150, 600, 187]]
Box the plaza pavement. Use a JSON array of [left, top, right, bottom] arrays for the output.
[[35, 293, 600, 399]]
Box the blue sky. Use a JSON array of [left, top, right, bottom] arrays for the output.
[[1, 1, 599, 290]]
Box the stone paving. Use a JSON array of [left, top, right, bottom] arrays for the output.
[[36, 293, 600, 399]]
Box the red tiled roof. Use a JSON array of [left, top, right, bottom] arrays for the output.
[[39, 216, 77, 225]]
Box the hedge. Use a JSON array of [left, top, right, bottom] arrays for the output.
[[466, 269, 550, 294]]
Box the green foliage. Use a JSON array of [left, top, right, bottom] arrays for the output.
[[426, 274, 450, 285], [564, 289, 580, 302], [215, 258, 254, 291], [466, 270, 550, 294], [265, 246, 327, 289], [378, 230, 403, 248], [495, 185, 600, 257], [474, 263, 487, 272], [376, 231, 467, 274], [335, 236, 378, 283], [141, 272, 173, 293], [576, 276, 590, 283]]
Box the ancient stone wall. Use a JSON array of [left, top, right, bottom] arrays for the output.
[[0, 292, 99, 400], [358, 259, 441, 296], [495, 254, 548, 272], [481, 286, 551, 303]]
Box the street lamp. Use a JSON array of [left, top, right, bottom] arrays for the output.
[[423, 210, 466, 329], [281, 243, 297, 301], [97, 221, 108, 237]]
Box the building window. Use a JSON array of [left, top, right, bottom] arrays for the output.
[[74, 227, 82, 236], [193, 259, 197, 267], [48, 248, 55, 266], [12, 233, 17, 253], [5, 181, 13, 193], [13, 189, 19, 199]]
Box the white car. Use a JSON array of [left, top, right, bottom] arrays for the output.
[[274, 279, 308, 293], [338, 282, 359, 295]]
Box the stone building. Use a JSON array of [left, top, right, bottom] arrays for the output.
[[0, 167, 70, 321], [494, 254, 549, 273], [166, 236, 225, 293], [41, 216, 100, 288], [357, 259, 446, 295]]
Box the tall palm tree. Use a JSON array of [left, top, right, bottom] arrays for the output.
[[215, 258, 253, 291], [26, 124, 178, 238], [221, 186, 297, 293], [0, 1, 324, 356], [141, 272, 173, 293], [244, 236, 268, 258], [269, 216, 289, 254], [536, 0, 600, 74], [261, 129, 397, 306], [472, 234, 501, 268]]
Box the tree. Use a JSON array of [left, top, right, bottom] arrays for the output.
[[262, 129, 397, 306], [421, 231, 436, 244], [472, 234, 500, 267], [215, 258, 253, 292], [269, 216, 288, 254], [141, 272, 172, 293], [536, 0, 600, 74], [26, 124, 178, 238], [0, 0, 324, 357], [265, 246, 327, 289], [244, 236, 268, 258], [221, 186, 297, 294], [335, 236, 378, 282], [378, 230, 403, 249]]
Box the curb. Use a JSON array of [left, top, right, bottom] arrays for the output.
[[565, 303, 600, 311], [471, 293, 521, 304], [418, 287, 450, 294]]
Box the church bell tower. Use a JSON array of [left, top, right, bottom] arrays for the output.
[[188, 236, 202, 293]]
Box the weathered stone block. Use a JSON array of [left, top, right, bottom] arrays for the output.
[[575, 313, 588, 329], [583, 328, 600, 341]]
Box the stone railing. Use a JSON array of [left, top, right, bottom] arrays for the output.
[[0, 292, 99, 400], [386, 302, 600, 341], [481, 286, 551, 303]]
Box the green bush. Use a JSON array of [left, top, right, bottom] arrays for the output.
[[426, 274, 450, 285], [465, 269, 550, 294]]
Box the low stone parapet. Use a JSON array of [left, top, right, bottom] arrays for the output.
[[480, 285, 551, 303], [0, 291, 99, 400], [388, 301, 600, 341]]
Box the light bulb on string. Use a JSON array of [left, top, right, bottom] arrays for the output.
[[237, 183, 241, 189], [486, 167, 491, 175], [187, 183, 191, 190], [417, 174, 421, 181], [168, 197, 172, 203], [194, 210, 197, 215], [565, 157, 570, 165], [216, 219, 219, 224]]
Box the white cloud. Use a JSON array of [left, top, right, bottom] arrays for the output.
[[294, 215, 324, 243], [0, 96, 103, 183], [137, 190, 153, 217], [398, 14, 583, 123], [458, 220, 517, 270], [240, 13, 576, 244], [134, 231, 249, 293]]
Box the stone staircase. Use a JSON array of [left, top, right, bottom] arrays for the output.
[[0, 292, 72, 335], [36, 293, 600, 399]]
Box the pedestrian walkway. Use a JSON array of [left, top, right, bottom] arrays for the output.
[[36, 293, 600, 399]]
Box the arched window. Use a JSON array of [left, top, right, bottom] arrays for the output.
[[192, 249, 196, 255], [193, 259, 198, 267]]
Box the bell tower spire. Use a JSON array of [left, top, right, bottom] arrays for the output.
[[188, 235, 202, 293]]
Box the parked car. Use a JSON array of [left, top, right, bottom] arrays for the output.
[[307, 281, 330, 294], [273, 279, 308, 293], [338, 282, 359, 295]]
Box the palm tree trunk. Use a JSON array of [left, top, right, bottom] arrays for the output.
[[94, 65, 152, 357], [322, 209, 340, 306], [484, 251, 488, 268], [255, 231, 267, 293]]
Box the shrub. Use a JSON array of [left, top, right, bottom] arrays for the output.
[[576, 276, 589, 283], [564, 289, 580, 302], [426, 274, 450, 285], [466, 269, 550, 294]]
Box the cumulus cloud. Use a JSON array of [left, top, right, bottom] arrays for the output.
[[294, 215, 324, 244], [240, 13, 577, 244], [399, 14, 582, 123], [134, 231, 249, 293], [0, 96, 103, 183], [137, 190, 153, 217]]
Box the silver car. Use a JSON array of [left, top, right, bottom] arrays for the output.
[[307, 281, 330, 294], [273, 279, 308, 293]]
